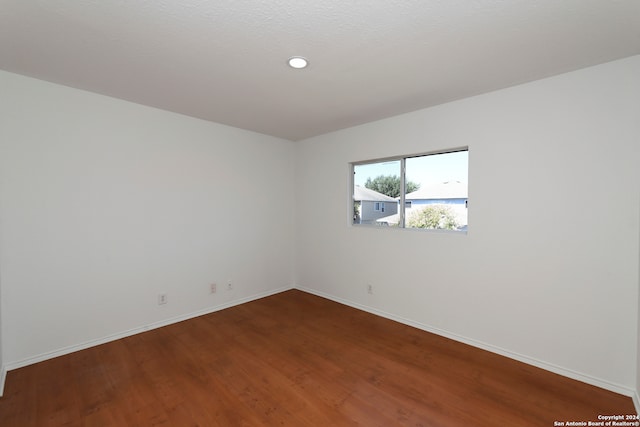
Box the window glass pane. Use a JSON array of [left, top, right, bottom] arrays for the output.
[[404, 151, 468, 231], [353, 160, 400, 226]]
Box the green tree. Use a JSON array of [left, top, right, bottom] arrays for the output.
[[406, 205, 459, 230], [364, 175, 419, 198]]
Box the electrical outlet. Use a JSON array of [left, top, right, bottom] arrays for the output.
[[158, 293, 168, 305], [367, 284, 373, 295], [210, 283, 217, 294], [227, 280, 233, 291]]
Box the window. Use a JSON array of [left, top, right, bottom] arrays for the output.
[[352, 148, 468, 231]]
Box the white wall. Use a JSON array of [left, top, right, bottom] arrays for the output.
[[0, 70, 295, 367], [637, 204, 640, 408], [295, 56, 640, 393], [0, 268, 4, 396]]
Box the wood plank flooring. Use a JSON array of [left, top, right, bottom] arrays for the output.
[[0, 289, 635, 426]]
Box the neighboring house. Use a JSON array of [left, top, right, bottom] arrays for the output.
[[353, 186, 398, 225], [376, 181, 468, 228], [405, 180, 468, 228]]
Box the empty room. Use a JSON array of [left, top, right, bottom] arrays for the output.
[[1, 1, 640, 426]]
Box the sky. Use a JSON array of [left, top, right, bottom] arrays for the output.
[[353, 151, 468, 188]]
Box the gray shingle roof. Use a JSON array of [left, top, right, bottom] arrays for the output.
[[353, 186, 397, 202], [405, 181, 467, 200]]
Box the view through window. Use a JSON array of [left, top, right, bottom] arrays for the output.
[[352, 149, 468, 231]]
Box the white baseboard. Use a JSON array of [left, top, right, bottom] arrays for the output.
[[0, 364, 6, 397], [4, 285, 294, 374], [295, 285, 636, 398], [633, 391, 640, 416]]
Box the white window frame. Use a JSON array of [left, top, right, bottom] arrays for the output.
[[350, 147, 468, 230]]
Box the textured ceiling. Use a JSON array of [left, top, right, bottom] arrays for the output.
[[1, 0, 639, 141]]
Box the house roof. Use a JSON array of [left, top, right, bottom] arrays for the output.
[[353, 186, 397, 202], [405, 181, 467, 200]]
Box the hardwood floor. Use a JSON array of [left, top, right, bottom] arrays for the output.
[[0, 289, 635, 426]]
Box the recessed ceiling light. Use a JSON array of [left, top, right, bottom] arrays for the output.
[[288, 56, 308, 69]]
